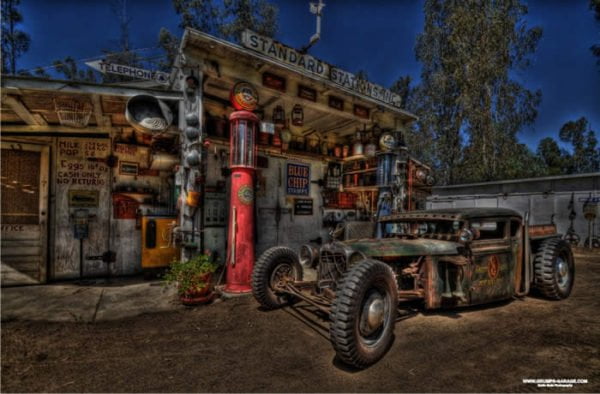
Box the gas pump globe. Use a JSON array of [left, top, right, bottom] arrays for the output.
[[225, 92, 259, 294]]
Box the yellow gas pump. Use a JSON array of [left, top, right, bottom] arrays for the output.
[[141, 216, 179, 268]]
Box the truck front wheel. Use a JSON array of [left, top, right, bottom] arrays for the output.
[[330, 259, 398, 368], [252, 246, 303, 309], [533, 238, 575, 300]]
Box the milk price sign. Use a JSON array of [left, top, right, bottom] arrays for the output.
[[286, 163, 310, 196]]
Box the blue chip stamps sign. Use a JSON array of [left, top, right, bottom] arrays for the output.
[[286, 163, 310, 196]]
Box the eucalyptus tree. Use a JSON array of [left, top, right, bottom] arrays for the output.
[[1, 0, 30, 74], [559, 117, 600, 173], [413, 0, 542, 184]]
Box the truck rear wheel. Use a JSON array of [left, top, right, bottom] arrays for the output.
[[252, 246, 303, 309], [533, 238, 574, 300], [330, 259, 398, 369]]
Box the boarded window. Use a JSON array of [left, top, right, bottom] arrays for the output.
[[1, 149, 40, 224]]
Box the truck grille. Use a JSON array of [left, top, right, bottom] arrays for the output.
[[320, 251, 346, 266]]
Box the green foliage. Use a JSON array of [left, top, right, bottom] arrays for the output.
[[157, 28, 180, 72], [157, 0, 278, 70], [100, 0, 143, 83], [1, 0, 30, 74], [412, 0, 542, 185], [170, 0, 277, 42], [220, 0, 278, 42], [163, 254, 219, 296], [591, 0, 600, 67], [33, 67, 50, 78], [52, 57, 97, 82], [173, 0, 222, 34], [537, 137, 568, 175], [390, 75, 412, 110], [558, 117, 600, 173]]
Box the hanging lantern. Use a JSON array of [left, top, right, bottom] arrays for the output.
[[291, 104, 304, 126], [272, 105, 285, 126]]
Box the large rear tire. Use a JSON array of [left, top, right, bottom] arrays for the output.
[[533, 238, 574, 300], [330, 259, 398, 369], [252, 246, 303, 309]]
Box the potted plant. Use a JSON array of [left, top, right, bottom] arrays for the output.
[[163, 254, 219, 305]]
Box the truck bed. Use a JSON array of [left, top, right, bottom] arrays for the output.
[[528, 224, 559, 240]]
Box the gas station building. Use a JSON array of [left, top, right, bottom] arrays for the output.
[[0, 28, 431, 286]]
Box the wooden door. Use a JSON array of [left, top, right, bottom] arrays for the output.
[[1, 142, 49, 285]]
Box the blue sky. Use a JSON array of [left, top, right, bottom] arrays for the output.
[[17, 0, 600, 151]]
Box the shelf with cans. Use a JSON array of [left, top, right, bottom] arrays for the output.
[[202, 104, 433, 214]]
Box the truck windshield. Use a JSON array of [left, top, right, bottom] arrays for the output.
[[382, 220, 463, 238]]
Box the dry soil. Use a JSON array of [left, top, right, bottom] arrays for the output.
[[1, 249, 599, 392]]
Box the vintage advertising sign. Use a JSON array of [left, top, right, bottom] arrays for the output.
[[262, 72, 286, 92], [286, 162, 310, 196], [230, 81, 259, 111], [294, 198, 313, 215], [353, 104, 370, 119], [241, 29, 403, 109], [119, 161, 139, 176], [328, 96, 344, 111], [85, 60, 169, 85], [297, 85, 317, 101], [68, 190, 99, 207]]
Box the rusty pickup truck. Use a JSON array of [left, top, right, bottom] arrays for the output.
[[252, 208, 574, 368]]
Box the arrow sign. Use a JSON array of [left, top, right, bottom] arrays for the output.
[[85, 60, 170, 85]]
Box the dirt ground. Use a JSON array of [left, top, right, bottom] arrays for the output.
[[2, 249, 599, 393]]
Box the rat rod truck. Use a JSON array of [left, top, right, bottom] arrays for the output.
[[251, 208, 574, 368]]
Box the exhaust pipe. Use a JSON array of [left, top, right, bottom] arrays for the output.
[[516, 211, 531, 296]]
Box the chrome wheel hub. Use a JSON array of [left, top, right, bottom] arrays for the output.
[[556, 257, 570, 289], [359, 291, 385, 337], [270, 264, 292, 288]]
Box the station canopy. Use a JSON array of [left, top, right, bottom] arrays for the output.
[[181, 28, 417, 139]]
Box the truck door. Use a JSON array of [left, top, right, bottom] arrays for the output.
[[468, 219, 514, 304]]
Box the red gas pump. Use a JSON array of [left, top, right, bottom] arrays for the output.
[[224, 104, 259, 293]]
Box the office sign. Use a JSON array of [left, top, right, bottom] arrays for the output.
[[294, 198, 313, 215]]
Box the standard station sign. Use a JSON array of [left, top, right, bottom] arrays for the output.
[[241, 29, 402, 109]]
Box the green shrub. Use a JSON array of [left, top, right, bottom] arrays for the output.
[[163, 254, 218, 296]]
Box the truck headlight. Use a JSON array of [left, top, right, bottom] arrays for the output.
[[459, 228, 474, 243], [299, 244, 318, 268]]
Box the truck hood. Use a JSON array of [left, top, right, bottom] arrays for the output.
[[343, 238, 460, 257]]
